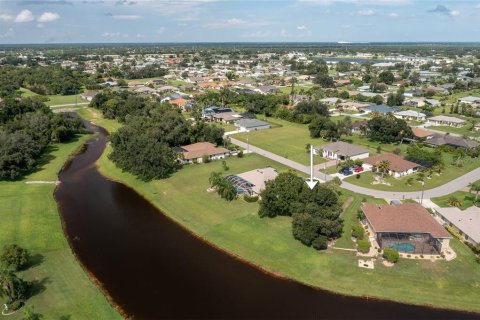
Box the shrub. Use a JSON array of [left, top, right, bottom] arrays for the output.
[[237, 150, 244, 158], [356, 174, 360, 179], [1, 244, 30, 271], [382, 248, 399, 263], [357, 240, 371, 253], [202, 154, 211, 163], [475, 256, 480, 264], [222, 160, 229, 171], [244, 195, 259, 203], [357, 209, 365, 220], [351, 224, 365, 240], [312, 235, 328, 250], [393, 147, 402, 155]]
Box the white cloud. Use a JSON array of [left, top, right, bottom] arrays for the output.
[[37, 12, 60, 23], [0, 27, 14, 38], [355, 9, 375, 16], [156, 27, 166, 35], [15, 10, 34, 23], [37, 23, 44, 28], [296, 25, 308, 30], [101, 32, 128, 38], [111, 14, 141, 20], [136, 33, 145, 38], [388, 12, 398, 17], [476, 4, 480, 9], [0, 14, 14, 22], [450, 10, 460, 17]]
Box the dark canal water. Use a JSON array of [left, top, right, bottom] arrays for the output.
[[55, 125, 479, 319]]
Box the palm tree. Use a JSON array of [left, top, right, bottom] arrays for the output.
[[209, 171, 223, 188], [405, 177, 414, 186], [469, 182, 480, 202], [377, 160, 390, 178], [288, 77, 297, 105], [446, 196, 462, 208]]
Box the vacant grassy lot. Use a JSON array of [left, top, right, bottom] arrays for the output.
[[232, 117, 327, 166], [95, 140, 480, 313], [344, 153, 480, 192], [0, 135, 119, 319], [77, 107, 123, 134], [20, 87, 84, 106], [432, 191, 478, 210]]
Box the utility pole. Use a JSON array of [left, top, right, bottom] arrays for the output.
[[420, 180, 425, 205]]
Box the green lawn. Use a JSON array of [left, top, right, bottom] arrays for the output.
[[426, 125, 480, 138], [77, 107, 123, 134], [432, 191, 478, 210], [344, 153, 480, 192], [232, 117, 327, 166], [95, 135, 480, 313], [0, 134, 119, 319], [20, 87, 84, 107]]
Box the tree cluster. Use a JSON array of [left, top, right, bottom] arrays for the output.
[[0, 97, 84, 180], [258, 172, 343, 250], [366, 114, 413, 143], [209, 172, 236, 201], [109, 106, 225, 181], [406, 145, 443, 167], [0, 245, 31, 311]]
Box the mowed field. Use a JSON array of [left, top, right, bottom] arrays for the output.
[[20, 88, 85, 106], [91, 121, 480, 313], [233, 117, 327, 166], [0, 134, 120, 319]]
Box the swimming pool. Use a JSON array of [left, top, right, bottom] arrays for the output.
[[389, 243, 416, 252]]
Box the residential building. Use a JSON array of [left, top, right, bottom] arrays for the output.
[[362, 203, 452, 255], [212, 112, 243, 124], [363, 153, 420, 178], [315, 141, 369, 161], [426, 134, 480, 149], [434, 206, 480, 245], [235, 119, 271, 131], [394, 110, 426, 121], [225, 167, 278, 196], [80, 91, 98, 101], [351, 120, 368, 135], [176, 142, 230, 164], [364, 104, 399, 114], [411, 127, 435, 140], [427, 115, 466, 127], [458, 96, 480, 105]]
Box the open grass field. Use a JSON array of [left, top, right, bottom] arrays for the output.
[[344, 152, 480, 192], [432, 191, 478, 210], [0, 134, 119, 319], [232, 117, 327, 166], [77, 107, 123, 134], [94, 130, 480, 313], [20, 87, 84, 106]]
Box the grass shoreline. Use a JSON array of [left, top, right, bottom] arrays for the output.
[[79, 108, 480, 315], [0, 133, 120, 319]]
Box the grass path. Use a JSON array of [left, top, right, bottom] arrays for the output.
[[0, 134, 120, 319]]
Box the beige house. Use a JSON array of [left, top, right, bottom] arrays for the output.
[[177, 142, 230, 164]]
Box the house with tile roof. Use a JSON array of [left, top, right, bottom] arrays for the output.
[[362, 203, 452, 255], [363, 153, 421, 178]]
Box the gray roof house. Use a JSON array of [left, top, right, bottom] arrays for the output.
[[426, 134, 480, 149], [235, 119, 271, 131], [315, 141, 369, 161], [434, 206, 480, 244]]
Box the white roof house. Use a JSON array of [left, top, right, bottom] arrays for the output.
[[458, 96, 480, 104], [394, 110, 426, 120], [427, 115, 466, 127], [434, 206, 480, 244]]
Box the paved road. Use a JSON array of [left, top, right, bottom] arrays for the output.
[[229, 137, 480, 199], [50, 102, 89, 108]]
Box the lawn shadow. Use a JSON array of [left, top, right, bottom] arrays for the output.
[[59, 315, 71, 320], [29, 277, 50, 298], [26, 253, 45, 270]]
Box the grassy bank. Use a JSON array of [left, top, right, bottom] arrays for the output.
[[79, 109, 480, 314], [0, 134, 120, 319], [432, 191, 478, 210]]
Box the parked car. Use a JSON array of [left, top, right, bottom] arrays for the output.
[[354, 166, 364, 173], [339, 168, 353, 176]]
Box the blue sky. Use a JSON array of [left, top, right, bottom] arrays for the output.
[[0, 0, 479, 44]]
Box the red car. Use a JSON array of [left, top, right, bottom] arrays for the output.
[[354, 166, 364, 173]]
